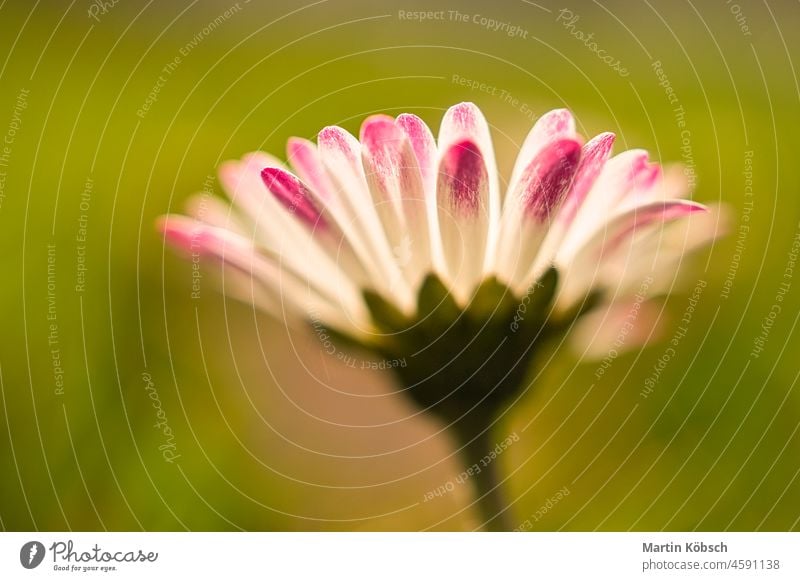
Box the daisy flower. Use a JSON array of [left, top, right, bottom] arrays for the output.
[[158, 102, 722, 530]]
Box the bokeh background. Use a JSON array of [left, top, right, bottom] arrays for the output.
[[1, 0, 798, 531]]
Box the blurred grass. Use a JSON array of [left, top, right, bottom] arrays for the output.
[[0, 0, 798, 530]]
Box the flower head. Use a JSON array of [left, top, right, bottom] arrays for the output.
[[159, 103, 724, 421], [160, 103, 719, 353]]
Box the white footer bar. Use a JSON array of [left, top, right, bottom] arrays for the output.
[[1, 532, 797, 580]]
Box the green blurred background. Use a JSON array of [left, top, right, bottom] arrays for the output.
[[1, 0, 798, 531]]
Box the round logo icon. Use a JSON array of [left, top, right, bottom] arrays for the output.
[[20, 541, 46, 569]]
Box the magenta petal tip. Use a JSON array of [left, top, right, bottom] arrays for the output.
[[260, 167, 326, 228], [438, 139, 488, 215]]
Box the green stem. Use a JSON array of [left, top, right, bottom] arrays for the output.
[[452, 420, 514, 532]]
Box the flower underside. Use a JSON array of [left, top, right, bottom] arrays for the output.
[[358, 268, 580, 423]]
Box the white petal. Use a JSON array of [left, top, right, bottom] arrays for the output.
[[159, 216, 367, 333], [528, 132, 616, 281], [435, 139, 491, 303], [506, 109, 577, 202], [557, 200, 707, 309], [557, 149, 657, 262], [437, 102, 501, 276], [494, 138, 583, 293], [260, 166, 370, 288], [360, 114, 431, 287], [318, 126, 414, 309], [397, 112, 443, 274], [217, 156, 369, 327]]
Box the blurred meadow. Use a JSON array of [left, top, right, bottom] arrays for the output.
[[1, 0, 799, 530]]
